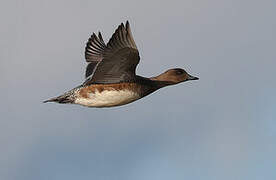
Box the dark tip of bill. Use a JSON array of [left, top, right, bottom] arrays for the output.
[[188, 74, 199, 81]]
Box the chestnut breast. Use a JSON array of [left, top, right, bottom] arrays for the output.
[[75, 83, 143, 107]]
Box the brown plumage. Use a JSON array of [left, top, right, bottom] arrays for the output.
[[44, 21, 199, 107], [78, 83, 142, 99]]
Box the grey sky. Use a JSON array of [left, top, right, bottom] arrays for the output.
[[1, 0, 276, 180]]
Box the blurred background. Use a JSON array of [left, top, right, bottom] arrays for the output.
[[1, 0, 275, 179]]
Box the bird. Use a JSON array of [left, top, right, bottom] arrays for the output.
[[44, 21, 199, 107]]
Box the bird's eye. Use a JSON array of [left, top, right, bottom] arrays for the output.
[[175, 69, 184, 75]]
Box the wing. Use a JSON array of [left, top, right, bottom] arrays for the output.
[[84, 32, 106, 78], [85, 61, 98, 78], [83, 21, 140, 85]]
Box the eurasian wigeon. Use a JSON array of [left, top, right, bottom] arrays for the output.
[[44, 21, 199, 107]]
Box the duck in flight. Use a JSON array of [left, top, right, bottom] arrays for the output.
[[44, 21, 199, 107]]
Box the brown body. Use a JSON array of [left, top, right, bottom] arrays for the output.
[[44, 21, 198, 107]]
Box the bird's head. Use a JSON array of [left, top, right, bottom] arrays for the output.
[[152, 68, 199, 85]]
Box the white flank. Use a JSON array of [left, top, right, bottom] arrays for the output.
[[75, 89, 140, 107]]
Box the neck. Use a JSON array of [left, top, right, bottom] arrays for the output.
[[134, 75, 173, 97], [149, 76, 174, 88]]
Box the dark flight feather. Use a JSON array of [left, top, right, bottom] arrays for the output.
[[84, 32, 106, 79], [84, 21, 140, 85]]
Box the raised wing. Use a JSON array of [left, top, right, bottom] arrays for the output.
[[84, 32, 106, 78], [83, 21, 140, 85]]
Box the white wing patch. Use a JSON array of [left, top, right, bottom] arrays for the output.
[[75, 89, 140, 107]]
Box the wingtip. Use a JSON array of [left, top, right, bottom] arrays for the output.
[[92, 32, 97, 38], [98, 31, 102, 39], [126, 20, 130, 28]]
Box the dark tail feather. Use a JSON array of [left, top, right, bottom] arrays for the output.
[[43, 94, 74, 104]]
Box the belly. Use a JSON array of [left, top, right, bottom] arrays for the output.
[[75, 89, 140, 107]]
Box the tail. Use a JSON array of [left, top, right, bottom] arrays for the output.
[[43, 94, 75, 104]]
